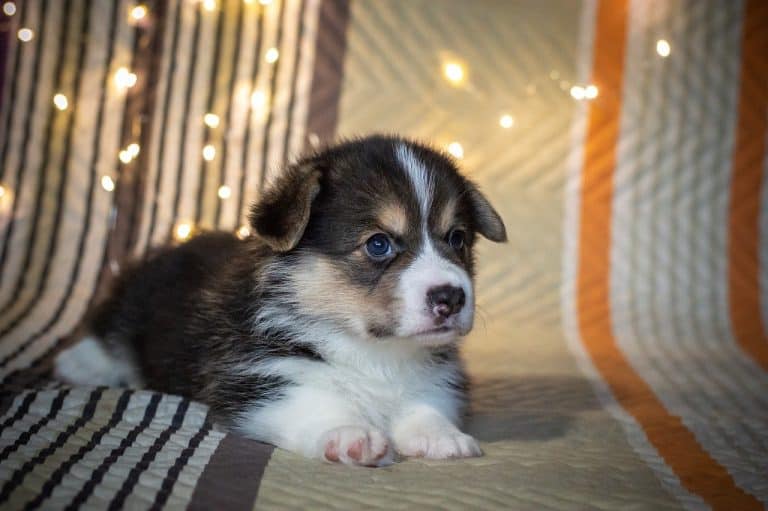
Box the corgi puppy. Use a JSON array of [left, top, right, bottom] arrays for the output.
[[55, 135, 507, 466]]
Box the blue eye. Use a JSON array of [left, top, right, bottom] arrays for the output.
[[365, 233, 393, 259], [447, 229, 466, 250]]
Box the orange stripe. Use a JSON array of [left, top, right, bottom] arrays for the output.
[[576, 1, 762, 509], [728, 0, 768, 372]]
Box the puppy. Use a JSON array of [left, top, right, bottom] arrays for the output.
[[55, 135, 507, 466]]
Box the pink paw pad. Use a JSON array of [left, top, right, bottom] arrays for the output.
[[320, 426, 392, 467]]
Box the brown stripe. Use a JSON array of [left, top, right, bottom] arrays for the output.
[[187, 434, 273, 511], [576, 1, 762, 509], [303, 0, 350, 149], [93, 0, 168, 307], [728, 0, 768, 372]]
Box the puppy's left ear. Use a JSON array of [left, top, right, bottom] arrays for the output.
[[249, 162, 321, 252], [467, 183, 507, 242]]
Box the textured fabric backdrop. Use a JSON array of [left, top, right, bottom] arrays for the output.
[[0, 0, 766, 509]]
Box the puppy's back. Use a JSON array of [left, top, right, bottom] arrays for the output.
[[63, 232, 245, 395]]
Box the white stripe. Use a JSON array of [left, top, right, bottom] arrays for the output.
[[151, 0, 197, 247], [132, 0, 181, 256], [218, 1, 262, 231], [287, 0, 322, 161], [265, 0, 303, 178], [240, 0, 285, 227], [176, 3, 218, 229], [396, 143, 433, 221]]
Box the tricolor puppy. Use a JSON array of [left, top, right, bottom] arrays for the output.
[[55, 135, 507, 466]]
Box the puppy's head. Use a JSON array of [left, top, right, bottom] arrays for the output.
[[250, 136, 506, 347]]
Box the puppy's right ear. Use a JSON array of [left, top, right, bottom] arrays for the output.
[[249, 162, 321, 252]]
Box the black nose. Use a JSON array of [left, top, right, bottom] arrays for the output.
[[427, 285, 466, 318]]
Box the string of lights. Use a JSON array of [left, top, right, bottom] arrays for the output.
[[0, 0, 674, 244]]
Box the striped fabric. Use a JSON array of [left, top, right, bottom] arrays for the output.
[[1, 0, 767, 509]]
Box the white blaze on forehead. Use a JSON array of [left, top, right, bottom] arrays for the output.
[[394, 144, 474, 339], [396, 143, 434, 223]]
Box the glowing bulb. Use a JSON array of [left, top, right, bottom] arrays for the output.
[[251, 89, 266, 109], [101, 175, 115, 192], [584, 84, 598, 99], [119, 150, 132, 164], [0, 185, 5, 198], [127, 143, 140, 158], [17, 28, 33, 42], [217, 185, 231, 199], [656, 39, 671, 57], [236, 225, 251, 239], [115, 67, 138, 89], [265, 47, 279, 63], [3, 2, 16, 16], [570, 85, 586, 100], [130, 4, 147, 21], [202, 144, 216, 161], [499, 114, 514, 129], [175, 222, 193, 241], [447, 142, 464, 159], [204, 113, 220, 128], [53, 93, 69, 111], [202, 0, 216, 11], [443, 62, 465, 85]]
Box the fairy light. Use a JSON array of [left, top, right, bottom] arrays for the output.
[[447, 142, 464, 159], [127, 143, 140, 158], [17, 28, 33, 42], [204, 113, 220, 128], [443, 61, 465, 86], [570, 85, 586, 100], [101, 175, 115, 192], [115, 67, 138, 90], [499, 114, 514, 129], [265, 47, 279, 63], [251, 89, 266, 109], [3, 2, 16, 16], [130, 4, 147, 21], [202, 144, 216, 161], [656, 39, 671, 57], [584, 84, 599, 99], [217, 185, 231, 199], [53, 93, 69, 111], [236, 225, 251, 239], [119, 150, 132, 164], [202, 0, 217, 11], [175, 221, 193, 241], [0, 185, 5, 198]]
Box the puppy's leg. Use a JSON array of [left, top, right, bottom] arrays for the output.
[[54, 336, 142, 387], [236, 385, 393, 467], [392, 403, 481, 460]]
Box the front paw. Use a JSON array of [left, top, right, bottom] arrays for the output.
[[396, 428, 482, 459], [319, 426, 393, 467]]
